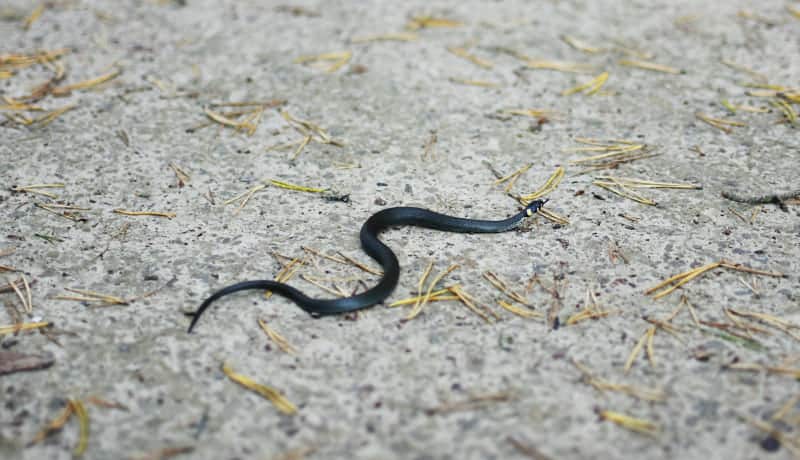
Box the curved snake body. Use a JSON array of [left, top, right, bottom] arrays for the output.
[[187, 200, 546, 332]]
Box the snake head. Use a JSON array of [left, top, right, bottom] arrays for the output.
[[524, 199, 548, 217]]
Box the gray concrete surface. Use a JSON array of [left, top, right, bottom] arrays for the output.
[[1, 0, 799, 459]]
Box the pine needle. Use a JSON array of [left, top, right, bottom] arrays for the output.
[[257, 319, 297, 354], [69, 399, 90, 456], [113, 209, 176, 219], [598, 410, 659, 436], [406, 16, 462, 30], [645, 260, 784, 300], [624, 328, 650, 374], [407, 265, 458, 320], [518, 166, 564, 201], [447, 46, 493, 69], [0, 321, 50, 335], [561, 72, 609, 96], [222, 362, 297, 414], [695, 112, 746, 133], [51, 69, 121, 96], [618, 59, 680, 74]]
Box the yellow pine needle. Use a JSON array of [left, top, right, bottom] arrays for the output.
[[646, 260, 783, 300], [301, 246, 349, 265], [502, 108, 557, 119], [598, 410, 659, 436], [209, 99, 286, 108], [407, 265, 458, 320], [10, 183, 62, 198], [224, 184, 267, 212], [269, 179, 327, 194], [572, 137, 639, 146], [448, 285, 494, 322], [645, 261, 722, 299], [519, 166, 564, 201], [613, 42, 655, 60], [573, 360, 666, 401], [31, 104, 77, 127], [593, 176, 701, 190], [561, 35, 604, 53], [55, 287, 127, 306], [293, 51, 352, 73], [493, 163, 531, 192], [618, 59, 680, 74], [351, 32, 418, 43], [737, 9, 779, 25], [448, 78, 499, 87], [130, 446, 196, 460], [566, 308, 618, 325], [790, 5, 800, 19], [265, 257, 303, 299], [771, 98, 798, 124], [69, 399, 89, 456], [624, 328, 651, 374], [337, 253, 382, 276], [203, 107, 256, 132], [721, 99, 737, 113], [567, 142, 643, 155], [695, 112, 746, 133], [447, 46, 493, 69], [34, 202, 88, 221], [483, 271, 530, 306], [51, 69, 121, 96], [721, 100, 769, 113], [497, 300, 541, 318], [10, 274, 32, 313], [412, 261, 433, 313], [113, 209, 176, 219], [594, 180, 657, 206], [745, 89, 784, 98], [22, 4, 45, 30], [726, 362, 800, 379], [526, 60, 595, 73], [291, 134, 312, 159], [0, 49, 69, 69], [388, 288, 457, 307], [538, 208, 569, 225], [562, 72, 608, 96], [772, 394, 800, 421], [720, 59, 768, 83], [222, 362, 297, 414], [257, 319, 296, 354], [728, 309, 800, 341], [0, 321, 50, 335], [237, 106, 265, 136], [406, 16, 462, 30], [169, 163, 190, 186], [280, 111, 342, 145], [29, 403, 73, 445], [299, 274, 348, 297], [645, 326, 656, 367], [779, 92, 800, 103]]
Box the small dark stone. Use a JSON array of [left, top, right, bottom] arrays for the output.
[[760, 435, 781, 452]]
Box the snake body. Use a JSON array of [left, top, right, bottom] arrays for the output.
[[187, 200, 546, 332]]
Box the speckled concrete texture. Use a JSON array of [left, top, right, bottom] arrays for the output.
[[1, 1, 799, 459]]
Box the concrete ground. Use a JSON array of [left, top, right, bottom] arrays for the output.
[[1, 0, 799, 459]]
